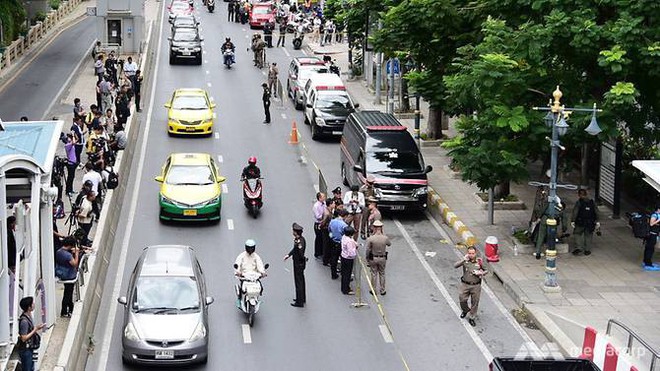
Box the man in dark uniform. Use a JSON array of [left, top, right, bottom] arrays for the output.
[[320, 198, 335, 265], [366, 220, 390, 295], [227, 1, 235, 22], [277, 20, 287, 47], [263, 21, 274, 48], [262, 83, 271, 123], [454, 246, 488, 326], [331, 187, 344, 214], [284, 223, 307, 307]]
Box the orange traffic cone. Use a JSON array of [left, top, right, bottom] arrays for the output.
[[288, 121, 300, 144]]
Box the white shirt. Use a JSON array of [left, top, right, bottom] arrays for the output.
[[124, 61, 138, 76], [77, 197, 94, 224], [82, 170, 103, 194], [234, 251, 265, 276], [343, 191, 365, 214]]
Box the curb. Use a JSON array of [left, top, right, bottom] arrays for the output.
[[427, 187, 477, 247]]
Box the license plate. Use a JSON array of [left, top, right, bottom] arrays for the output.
[[332, 131, 342, 135], [182, 51, 191, 56], [155, 350, 174, 359], [183, 209, 197, 216], [185, 127, 196, 132], [390, 205, 405, 211]]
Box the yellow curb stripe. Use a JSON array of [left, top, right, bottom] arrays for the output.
[[429, 186, 480, 248]]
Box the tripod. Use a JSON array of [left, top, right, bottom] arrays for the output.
[[65, 192, 79, 235]]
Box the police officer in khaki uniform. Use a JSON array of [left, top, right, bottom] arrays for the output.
[[359, 175, 376, 238], [366, 220, 390, 295], [366, 197, 382, 238], [454, 246, 487, 326], [284, 223, 307, 307]]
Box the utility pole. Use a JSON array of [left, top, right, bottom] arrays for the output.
[[373, 20, 382, 105], [388, 58, 396, 114]]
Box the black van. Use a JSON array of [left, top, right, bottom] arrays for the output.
[[340, 111, 433, 211]]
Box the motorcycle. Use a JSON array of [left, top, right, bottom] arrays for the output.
[[207, 0, 215, 12], [223, 49, 235, 68], [292, 30, 304, 50], [242, 177, 263, 217], [234, 264, 269, 327]]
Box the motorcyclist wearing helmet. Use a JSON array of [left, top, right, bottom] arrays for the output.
[[241, 157, 261, 180], [234, 239, 266, 277], [221, 37, 236, 63]]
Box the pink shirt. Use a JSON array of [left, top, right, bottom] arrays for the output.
[[341, 235, 358, 259]]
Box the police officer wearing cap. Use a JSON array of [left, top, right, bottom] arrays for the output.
[[454, 246, 488, 326], [365, 197, 382, 238], [366, 220, 390, 295], [284, 223, 307, 307], [331, 186, 344, 214], [360, 175, 376, 238]]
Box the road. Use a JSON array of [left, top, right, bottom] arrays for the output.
[[0, 17, 96, 121], [12, 2, 544, 370]]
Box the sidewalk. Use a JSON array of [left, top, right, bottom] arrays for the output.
[[305, 40, 660, 355]]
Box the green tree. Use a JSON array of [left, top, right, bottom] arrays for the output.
[[0, 0, 27, 46]]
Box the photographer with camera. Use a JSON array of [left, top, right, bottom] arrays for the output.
[[56, 237, 80, 317], [76, 191, 96, 246], [18, 297, 45, 370], [81, 164, 102, 217]]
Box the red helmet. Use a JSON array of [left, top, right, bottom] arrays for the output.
[[248, 156, 257, 164]]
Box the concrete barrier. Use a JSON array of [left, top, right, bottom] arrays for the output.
[[428, 187, 477, 247], [53, 12, 159, 371]]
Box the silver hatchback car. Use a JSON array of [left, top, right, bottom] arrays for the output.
[[118, 245, 214, 365]]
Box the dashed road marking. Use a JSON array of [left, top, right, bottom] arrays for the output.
[[217, 155, 223, 163], [206, 70, 210, 74], [261, 71, 266, 76], [281, 113, 287, 119], [283, 48, 291, 57], [301, 49, 308, 56], [227, 219, 234, 230], [379, 325, 394, 343], [242, 324, 252, 343], [207, 82, 212, 87], [222, 184, 228, 194], [214, 132, 220, 139]]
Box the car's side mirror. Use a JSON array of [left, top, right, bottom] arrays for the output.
[[205, 296, 215, 305], [233, 263, 239, 269], [164, 102, 171, 108], [154, 175, 164, 183], [210, 103, 216, 109], [353, 165, 364, 174], [264, 263, 270, 270], [217, 176, 227, 184], [425, 165, 433, 173], [117, 297, 127, 305]]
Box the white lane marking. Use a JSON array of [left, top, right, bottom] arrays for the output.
[[301, 49, 308, 56], [281, 113, 287, 119], [222, 184, 228, 194], [393, 219, 493, 362], [43, 41, 95, 118], [227, 219, 234, 230], [96, 1, 164, 369], [379, 324, 394, 343], [313, 184, 319, 193], [207, 82, 212, 87], [210, 96, 215, 101], [203, 50, 208, 54], [214, 132, 220, 139], [245, 35, 249, 38], [242, 28, 247, 32], [205, 60, 209, 64], [242, 324, 252, 344], [283, 48, 291, 57], [217, 155, 223, 163], [424, 212, 539, 351], [261, 71, 266, 76], [206, 70, 210, 74]]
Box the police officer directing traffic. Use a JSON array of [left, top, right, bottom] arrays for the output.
[[366, 220, 390, 295], [454, 246, 487, 327], [284, 223, 307, 307]]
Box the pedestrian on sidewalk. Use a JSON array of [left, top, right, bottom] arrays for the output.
[[328, 209, 348, 279], [76, 191, 95, 246], [227, 1, 235, 22], [103, 108, 117, 134], [17, 296, 45, 371], [262, 83, 271, 124], [63, 133, 78, 195], [115, 86, 131, 127], [94, 54, 105, 82], [340, 226, 358, 295], [343, 185, 365, 241], [73, 98, 86, 124], [571, 189, 600, 256], [321, 198, 335, 265], [284, 223, 307, 307], [268, 63, 279, 97], [105, 51, 118, 85], [643, 205, 660, 271], [366, 220, 390, 295], [99, 77, 114, 114], [56, 236, 79, 317], [92, 41, 102, 61], [277, 20, 287, 47], [455, 246, 488, 327], [134, 70, 143, 112], [123, 56, 138, 88], [71, 116, 86, 168], [312, 192, 327, 258]]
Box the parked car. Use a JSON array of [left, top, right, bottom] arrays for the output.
[[171, 14, 199, 34], [249, 3, 275, 28], [118, 245, 214, 365], [490, 357, 601, 371], [168, 28, 203, 65], [340, 111, 432, 211], [303, 74, 357, 140], [287, 56, 328, 110]]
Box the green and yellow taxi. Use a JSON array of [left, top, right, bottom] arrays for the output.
[[165, 88, 216, 136], [155, 153, 226, 222]]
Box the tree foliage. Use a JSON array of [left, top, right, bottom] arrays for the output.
[[0, 0, 27, 46]]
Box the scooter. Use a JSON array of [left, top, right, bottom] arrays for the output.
[[223, 49, 235, 68], [207, 0, 215, 12], [234, 264, 269, 327], [292, 30, 304, 50], [242, 177, 263, 217]]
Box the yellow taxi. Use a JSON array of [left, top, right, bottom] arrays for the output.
[[165, 88, 216, 136], [155, 153, 226, 222]]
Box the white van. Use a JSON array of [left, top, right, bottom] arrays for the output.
[[302, 74, 358, 140]]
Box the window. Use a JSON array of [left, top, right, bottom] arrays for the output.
[[132, 276, 200, 313], [166, 165, 215, 185]]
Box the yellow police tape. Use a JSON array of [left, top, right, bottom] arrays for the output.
[[355, 254, 412, 371]]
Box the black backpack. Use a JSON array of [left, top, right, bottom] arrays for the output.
[[628, 212, 650, 239], [106, 167, 119, 190]]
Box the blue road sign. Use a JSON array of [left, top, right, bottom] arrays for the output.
[[386, 59, 400, 75]]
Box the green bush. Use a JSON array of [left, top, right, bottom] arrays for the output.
[[34, 11, 48, 23], [49, 0, 61, 10], [0, 0, 27, 46], [513, 230, 531, 245]]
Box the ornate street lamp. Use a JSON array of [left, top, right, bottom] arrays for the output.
[[530, 86, 602, 292]]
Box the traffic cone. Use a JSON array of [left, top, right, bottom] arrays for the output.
[[288, 121, 299, 144]]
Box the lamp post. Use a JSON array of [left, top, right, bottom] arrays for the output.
[[530, 86, 602, 292], [405, 58, 421, 147]]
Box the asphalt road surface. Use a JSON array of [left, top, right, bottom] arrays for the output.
[[0, 16, 96, 121], [22, 3, 548, 370]]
